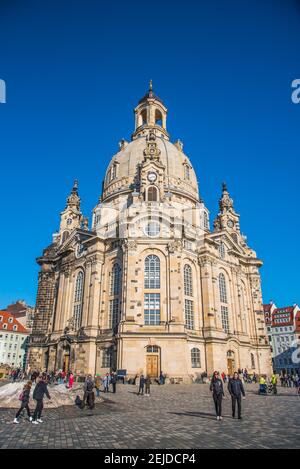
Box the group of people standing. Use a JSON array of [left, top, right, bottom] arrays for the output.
[[210, 371, 246, 421], [94, 372, 117, 396], [28, 369, 74, 388]]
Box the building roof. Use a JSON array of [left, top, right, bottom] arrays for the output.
[[272, 306, 294, 327], [263, 304, 272, 312], [0, 310, 28, 334]]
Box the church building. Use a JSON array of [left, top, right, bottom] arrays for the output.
[[28, 83, 272, 381]]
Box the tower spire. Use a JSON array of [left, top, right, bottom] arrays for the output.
[[213, 182, 240, 234]]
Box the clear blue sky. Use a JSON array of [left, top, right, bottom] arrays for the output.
[[0, 0, 299, 308]]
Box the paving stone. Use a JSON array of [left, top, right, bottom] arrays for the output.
[[0, 383, 299, 448]]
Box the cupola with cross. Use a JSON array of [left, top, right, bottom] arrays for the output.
[[132, 80, 169, 140]]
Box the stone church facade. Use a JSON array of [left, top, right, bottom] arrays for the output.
[[28, 83, 272, 381]]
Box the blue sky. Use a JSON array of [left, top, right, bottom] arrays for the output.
[[0, 0, 299, 308]]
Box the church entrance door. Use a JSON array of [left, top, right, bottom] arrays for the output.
[[227, 358, 234, 376], [146, 355, 158, 378], [63, 354, 70, 373]]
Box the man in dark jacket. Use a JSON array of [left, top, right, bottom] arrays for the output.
[[110, 373, 117, 393], [83, 374, 95, 409], [138, 375, 145, 395], [32, 375, 51, 424], [228, 372, 245, 419]]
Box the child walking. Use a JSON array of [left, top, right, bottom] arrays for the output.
[[13, 381, 33, 423]]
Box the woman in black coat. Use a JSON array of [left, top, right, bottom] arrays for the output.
[[14, 381, 32, 423], [210, 371, 225, 421]]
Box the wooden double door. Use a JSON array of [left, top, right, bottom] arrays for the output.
[[227, 358, 235, 376], [146, 355, 159, 378]]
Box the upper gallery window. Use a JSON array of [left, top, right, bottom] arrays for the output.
[[203, 212, 209, 230], [184, 264, 193, 297], [73, 271, 84, 330], [219, 273, 227, 303], [144, 255, 160, 289], [218, 242, 225, 259], [110, 264, 121, 296]]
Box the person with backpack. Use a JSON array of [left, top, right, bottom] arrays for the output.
[[32, 375, 51, 424], [83, 375, 95, 409], [228, 372, 245, 419], [210, 371, 225, 420], [13, 381, 33, 424]]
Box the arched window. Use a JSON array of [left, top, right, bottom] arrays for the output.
[[62, 231, 69, 244], [73, 271, 84, 330], [110, 264, 121, 296], [251, 353, 255, 369], [144, 255, 160, 289], [184, 264, 193, 297], [141, 109, 147, 125], [155, 109, 163, 126], [191, 348, 201, 368], [147, 345, 159, 353], [184, 164, 190, 180], [147, 186, 158, 202], [218, 242, 225, 259], [219, 273, 227, 303], [109, 264, 121, 329], [111, 163, 117, 180], [203, 212, 209, 230]]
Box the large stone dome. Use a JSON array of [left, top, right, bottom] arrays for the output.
[[102, 136, 199, 202], [102, 83, 200, 203]]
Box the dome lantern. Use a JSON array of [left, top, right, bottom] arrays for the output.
[[132, 81, 169, 141]]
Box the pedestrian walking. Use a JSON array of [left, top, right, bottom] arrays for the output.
[[228, 372, 245, 419], [32, 375, 51, 424], [13, 381, 33, 424], [210, 371, 225, 420], [271, 373, 278, 395], [95, 374, 101, 397], [138, 374, 145, 395], [103, 373, 110, 393], [68, 371, 74, 389], [111, 373, 117, 393], [145, 375, 151, 396], [83, 374, 95, 409]]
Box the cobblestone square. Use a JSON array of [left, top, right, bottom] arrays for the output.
[[0, 383, 299, 449]]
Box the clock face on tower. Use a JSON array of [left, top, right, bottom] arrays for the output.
[[227, 219, 234, 228], [147, 171, 157, 183]]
